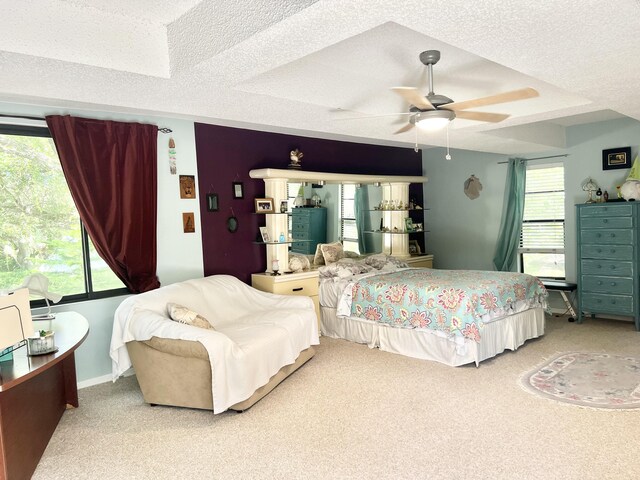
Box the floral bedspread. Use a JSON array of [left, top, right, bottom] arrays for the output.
[[347, 269, 548, 343]]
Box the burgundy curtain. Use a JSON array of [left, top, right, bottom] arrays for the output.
[[46, 115, 160, 293]]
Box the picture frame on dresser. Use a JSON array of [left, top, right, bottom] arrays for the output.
[[409, 240, 421, 255], [602, 146, 631, 170]]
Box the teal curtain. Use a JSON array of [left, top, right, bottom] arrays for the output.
[[493, 158, 526, 271], [355, 186, 368, 253]]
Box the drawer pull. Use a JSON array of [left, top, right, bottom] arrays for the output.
[[596, 248, 602, 253], [597, 281, 603, 285], [610, 233, 616, 238], [610, 265, 616, 270], [610, 249, 616, 254], [611, 300, 616, 305], [597, 264, 602, 269], [603, 219, 608, 223], [611, 282, 616, 286], [596, 233, 602, 238], [597, 299, 602, 303], [292, 287, 304, 292]]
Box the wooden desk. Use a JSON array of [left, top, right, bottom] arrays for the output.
[[0, 312, 89, 480]]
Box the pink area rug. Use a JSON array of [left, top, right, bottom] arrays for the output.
[[521, 352, 640, 409]]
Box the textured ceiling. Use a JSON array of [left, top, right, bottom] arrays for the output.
[[0, 0, 639, 154]]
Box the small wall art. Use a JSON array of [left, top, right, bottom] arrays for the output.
[[602, 147, 632, 170], [232, 182, 244, 199], [254, 197, 275, 213], [179, 175, 196, 198], [206, 193, 219, 212], [182, 212, 195, 233]]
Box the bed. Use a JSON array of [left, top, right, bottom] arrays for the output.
[[318, 256, 548, 366]]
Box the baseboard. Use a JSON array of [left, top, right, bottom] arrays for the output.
[[77, 368, 135, 390]]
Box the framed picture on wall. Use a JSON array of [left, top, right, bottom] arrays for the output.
[[206, 193, 218, 212], [179, 175, 197, 199], [232, 182, 244, 199], [602, 147, 632, 170], [182, 212, 195, 233]]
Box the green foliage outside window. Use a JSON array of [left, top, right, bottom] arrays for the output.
[[0, 133, 124, 297]]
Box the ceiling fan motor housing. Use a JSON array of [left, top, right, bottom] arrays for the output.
[[419, 50, 441, 66]]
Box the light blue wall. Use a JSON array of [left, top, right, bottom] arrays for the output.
[[423, 117, 640, 283], [0, 102, 204, 384], [422, 148, 509, 270]]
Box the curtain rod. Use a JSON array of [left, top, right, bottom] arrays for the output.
[[0, 113, 173, 133], [497, 154, 569, 164]]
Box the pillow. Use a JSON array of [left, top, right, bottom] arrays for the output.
[[167, 303, 214, 330], [289, 253, 311, 272], [313, 243, 326, 265], [321, 242, 344, 264]]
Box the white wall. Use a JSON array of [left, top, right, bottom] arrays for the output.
[[0, 102, 203, 383]]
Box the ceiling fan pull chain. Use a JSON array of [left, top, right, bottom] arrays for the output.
[[414, 123, 419, 152], [445, 122, 452, 160]]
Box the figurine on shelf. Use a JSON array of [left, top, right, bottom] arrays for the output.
[[595, 187, 603, 203], [603, 190, 609, 202], [288, 149, 303, 169]]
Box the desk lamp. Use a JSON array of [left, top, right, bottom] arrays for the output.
[[17, 274, 62, 320]]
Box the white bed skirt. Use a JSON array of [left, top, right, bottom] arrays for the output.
[[320, 306, 545, 367]]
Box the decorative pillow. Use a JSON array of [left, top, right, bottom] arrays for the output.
[[314, 241, 342, 265], [364, 254, 409, 270], [321, 242, 344, 264], [167, 303, 214, 330], [289, 253, 311, 272], [313, 243, 326, 265]]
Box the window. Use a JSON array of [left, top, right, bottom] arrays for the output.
[[340, 184, 359, 253], [0, 125, 126, 304], [519, 163, 565, 278]]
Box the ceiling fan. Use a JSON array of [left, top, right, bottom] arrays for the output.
[[390, 50, 539, 134]]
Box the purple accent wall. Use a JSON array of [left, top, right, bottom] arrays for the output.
[[194, 123, 423, 283]]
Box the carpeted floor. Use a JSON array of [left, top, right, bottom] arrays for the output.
[[35, 316, 640, 480]]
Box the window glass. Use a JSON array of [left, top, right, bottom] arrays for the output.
[[519, 164, 565, 278], [0, 129, 125, 299]]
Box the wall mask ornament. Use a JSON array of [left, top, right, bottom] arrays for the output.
[[464, 174, 483, 200]]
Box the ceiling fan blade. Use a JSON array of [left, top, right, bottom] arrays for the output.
[[391, 87, 435, 110], [334, 112, 413, 121], [393, 123, 415, 134], [443, 87, 539, 111], [452, 110, 511, 123]]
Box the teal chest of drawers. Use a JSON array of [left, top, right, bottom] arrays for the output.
[[576, 202, 640, 330], [291, 207, 327, 255]]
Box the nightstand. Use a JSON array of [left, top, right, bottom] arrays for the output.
[[251, 270, 320, 328], [404, 254, 434, 269]]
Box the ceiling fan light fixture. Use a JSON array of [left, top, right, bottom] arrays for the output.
[[414, 109, 456, 131]]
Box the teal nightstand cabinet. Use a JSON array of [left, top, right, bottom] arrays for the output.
[[291, 207, 327, 254], [576, 202, 640, 330]]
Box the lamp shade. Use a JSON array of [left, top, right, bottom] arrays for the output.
[[20, 274, 63, 304], [415, 109, 455, 131]]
